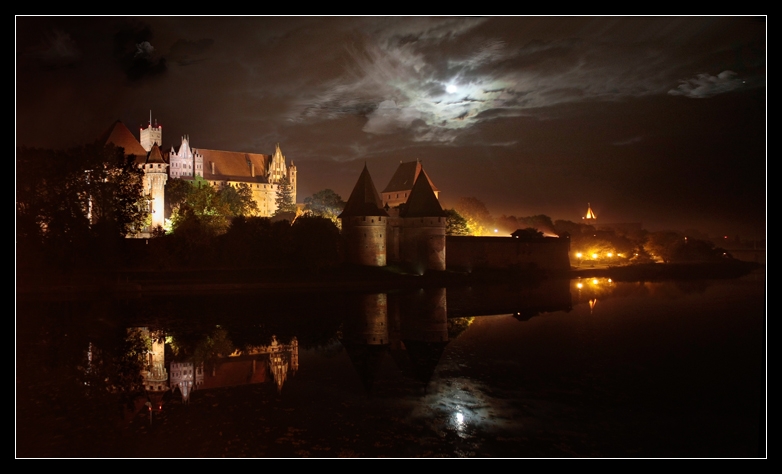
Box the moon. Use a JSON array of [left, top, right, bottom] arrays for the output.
[[446, 84, 457, 94]]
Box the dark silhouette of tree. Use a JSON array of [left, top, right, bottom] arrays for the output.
[[17, 143, 145, 269], [219, 216, 277, 267], [518, 215, 555, 235], [644, 231, 684, 263], [274, 177, 296, 216], [164, 177, 194, 218], [511, 227, 544, 240], [289, 215, 341, 269], [444, 209, 470, 235], [303, 189, 345, 225]]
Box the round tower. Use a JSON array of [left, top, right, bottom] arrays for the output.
[[338, 164, 390, 267], [140, 145, 168, 230]]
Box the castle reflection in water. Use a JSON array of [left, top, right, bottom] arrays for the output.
[[84, 280, 575, 407]]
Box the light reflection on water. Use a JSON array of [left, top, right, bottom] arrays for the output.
[[16, 271, 766, 458]]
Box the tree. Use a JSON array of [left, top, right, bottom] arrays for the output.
[[217, 182, 259, 217], [517, 215, 555, 235], [303, 189, 345, 225], [644, 231, 684, 263], [454, 197, 493, 236], [511, 227, 544, 240], [444, 208, 470, 236], [17, 143, 145, 268], [274, 177, 296, 216], [289, 215, 341, 268], [169, 176, 233, 236]]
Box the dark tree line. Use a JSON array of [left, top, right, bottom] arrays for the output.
[[17, 143, 145, 270]]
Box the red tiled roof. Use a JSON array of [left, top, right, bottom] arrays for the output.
[[199, 148, 272, 183], [382, 161, 439, 193], [99, 120, 148, 159]]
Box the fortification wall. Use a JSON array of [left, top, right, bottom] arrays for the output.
[[446, 235, 571, 272]]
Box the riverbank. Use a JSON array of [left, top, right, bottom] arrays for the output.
[[16, 260, 763, 301]]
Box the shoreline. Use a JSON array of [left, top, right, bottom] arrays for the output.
[[16, 260, 763, 301]]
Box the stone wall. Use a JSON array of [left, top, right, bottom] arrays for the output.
[[446, 235, 571, 272]]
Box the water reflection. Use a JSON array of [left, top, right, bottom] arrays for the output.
[[17, 273, 766, 457]]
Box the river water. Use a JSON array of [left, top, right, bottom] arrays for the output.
[[16, 269, 766, 458]]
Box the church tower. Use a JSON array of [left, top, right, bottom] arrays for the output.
[[582, 203, 597, 225], [139, 112, 162, 152], [339, 164, 389, 266]]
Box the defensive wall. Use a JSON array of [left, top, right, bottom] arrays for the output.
[[445, 235, 571, 273]]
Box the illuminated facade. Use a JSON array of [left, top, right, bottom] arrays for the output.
[[102, 117, 298, 232]]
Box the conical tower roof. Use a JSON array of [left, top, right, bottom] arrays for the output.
[[339, 164, 389, 218], [145, 144, 167, 164], [98, 120, 148, 158], [401, 169, 446, 218]]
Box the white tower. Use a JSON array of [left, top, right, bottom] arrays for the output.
[[140, 111, 162, 152]]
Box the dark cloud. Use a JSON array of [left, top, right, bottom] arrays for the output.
[[113, 21, 167, 81], [39, 29, 82, 68]]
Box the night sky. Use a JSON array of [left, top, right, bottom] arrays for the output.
[[15, 16, 767, 238]]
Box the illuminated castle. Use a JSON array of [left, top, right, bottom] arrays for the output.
[[101, 115, 297, 231], [339, 161, 447, 273]]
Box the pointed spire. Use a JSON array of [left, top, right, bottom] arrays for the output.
[[585, 203, 597, 220], [146, 144, 166, 164], [401, 168, 446, 217], [339, 164, 389, 218]]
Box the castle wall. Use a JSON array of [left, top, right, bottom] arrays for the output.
[[446, 235, 571, 272], [200, 179, 280, 217]]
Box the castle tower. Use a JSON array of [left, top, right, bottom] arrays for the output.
[[140, 144, 169, 230], [338, 164, 389, 266], [582, 202, 597, 225], [397, 170, 447, 273], [139, 112, 162, 152]]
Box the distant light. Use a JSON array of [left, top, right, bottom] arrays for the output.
[[446, 84, 458, 94], [592, 253, 598, 259], [494, 229, 498, 233]]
